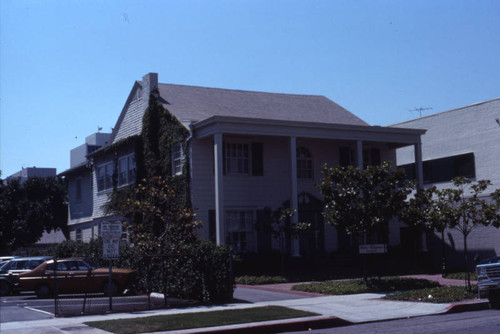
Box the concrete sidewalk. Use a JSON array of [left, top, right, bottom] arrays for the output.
[[0, 275, 490, 334]]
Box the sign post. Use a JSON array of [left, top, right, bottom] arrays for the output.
[[359, 244, 387, 280], [101, 222, 122, 312]]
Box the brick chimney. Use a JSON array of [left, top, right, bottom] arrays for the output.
[[142, 72, 159, 110]]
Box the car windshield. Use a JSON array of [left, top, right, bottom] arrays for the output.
[[0, 261, 8, 272], [27, 259, 46, 269], [83, 258, 98, 269], [479, 257, 500, 265]]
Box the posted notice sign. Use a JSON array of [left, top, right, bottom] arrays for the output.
[[102, 222, 122, 259], [359, 244, 387, 254]]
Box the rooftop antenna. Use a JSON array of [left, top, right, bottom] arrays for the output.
[[98, 126, 103, 133], [409, 107, 432, 117]]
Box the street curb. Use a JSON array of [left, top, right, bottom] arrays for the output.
[[446, 300, 490, 313], [175, 316, 352, 334]]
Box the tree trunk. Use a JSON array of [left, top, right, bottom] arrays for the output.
[[463, 232, 471, 290]]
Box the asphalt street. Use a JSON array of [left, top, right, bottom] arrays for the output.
[[286, 309, 500, 334]]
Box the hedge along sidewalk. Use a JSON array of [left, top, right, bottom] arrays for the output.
[[291, 276, 479, 304], [292, 277, 440, 295], [84, 306, 319, 334]]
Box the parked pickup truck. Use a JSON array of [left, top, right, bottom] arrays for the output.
[[476, 256, 500, 308]]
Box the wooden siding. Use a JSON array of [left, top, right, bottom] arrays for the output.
[[190, 135, 400, 252], [113, 95, 144, 143]]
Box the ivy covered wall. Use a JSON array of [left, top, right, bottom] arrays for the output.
[[105, 89, 192, 215]]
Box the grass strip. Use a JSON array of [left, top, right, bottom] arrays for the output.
[[383, 286, 478, 303], [85, 306, 318, 334], [444, 272, 478, 281], [292, 277, 440, 295]]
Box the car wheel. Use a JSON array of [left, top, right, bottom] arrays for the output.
[[35, 284, 52, 298], [103, 281, 120, 297], [0, 281, 10, 296], [489, 291, 500, 309]]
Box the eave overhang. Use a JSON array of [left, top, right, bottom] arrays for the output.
[[58, 162, 89, 177], [192, 116, 426, 148]]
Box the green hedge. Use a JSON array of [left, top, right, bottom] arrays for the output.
[[49, 239, 234, 303], [235, 276, 288, 285]]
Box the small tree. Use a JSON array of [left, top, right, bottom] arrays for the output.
[[111, 176, 200, 298], [319, 161, 413, 241], [319, 162, 413, 279], [433, 177, 500, 288]]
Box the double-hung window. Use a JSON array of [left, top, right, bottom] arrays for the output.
[[225, 143, 250, 175], [297, 147, 313, 179], [97, 161, 114, 192], [118, 154, 136, 186], [172, 143, 185, 176], [226, 210, 255, 253]]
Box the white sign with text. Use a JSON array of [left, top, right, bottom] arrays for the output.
[[102, 222, 122, 259]]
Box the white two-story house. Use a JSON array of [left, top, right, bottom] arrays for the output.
[[63, 72, 425, 257]]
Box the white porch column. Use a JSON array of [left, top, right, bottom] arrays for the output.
[[414, 141, 424, 189], [214, 133, 225, 245], [355, 140, 364, 170], [289, 136, 300, 257]]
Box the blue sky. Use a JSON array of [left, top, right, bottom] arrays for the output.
[[1, 0, 499, 177]]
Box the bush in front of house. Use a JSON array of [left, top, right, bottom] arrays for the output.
[[292, 277, 440, 295], [235, 276, 288, 285], [164, 240, 234, 303], [50, 239, 234, 303], [383, 285, 478, 303]]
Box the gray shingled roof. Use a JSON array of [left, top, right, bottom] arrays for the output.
[[157, 83, 368, 126]]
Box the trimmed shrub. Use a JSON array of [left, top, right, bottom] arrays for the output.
[[235, 276, 288, 285], [49, 239, 234, 303]]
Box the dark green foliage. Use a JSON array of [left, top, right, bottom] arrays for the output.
[[140, 90, 191, 202], [383, 286, 478, 303], [235, 275, 288, 285], [318, 162, 413, 237], [400, 177, 500, 288], [49, 239, 234, 302], [103, 91, 232, 303], [163, 241, 234, 302], [48, 238, 107, 267], [445, 271, 478, 281], [292, 277, 440, 295], [0, 176, 68, 253]]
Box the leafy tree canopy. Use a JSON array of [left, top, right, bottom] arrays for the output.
[[400, 177, 500, 288], [0, 175, 67, 253], [318, 161, 413, 237]]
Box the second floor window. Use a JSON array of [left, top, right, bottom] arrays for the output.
[[172, 143, 185, 176], [297, 147, 313, 178], [225, 143, 250, 175], [97, 161, 114, 192], [118, 154, 136, 186]]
